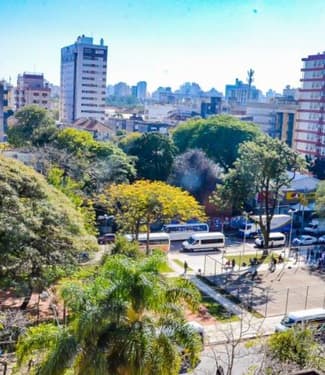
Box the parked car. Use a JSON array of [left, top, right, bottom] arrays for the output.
[[318, 235, 325, 244], [97, 233, 116, 244], [292, 235, 317, 246]]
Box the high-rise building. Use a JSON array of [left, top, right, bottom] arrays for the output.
[[136, 81, 147, 101], [15, 73, 51, 110], [225, 78, 261, 105], [60, 35, 107, 123], [295, 52, 325, 158], [113, 82, 130, 97]]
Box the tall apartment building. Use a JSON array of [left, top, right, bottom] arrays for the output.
[[136, 81, 147, 101], [60, 35, 107, 123], [295, 52, 325, 158], [113, 82, 130, 97], [15, 73, 51, 110]]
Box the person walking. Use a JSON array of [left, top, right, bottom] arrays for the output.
[[184, 261, 188, 276]]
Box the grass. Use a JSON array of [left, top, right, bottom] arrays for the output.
[[200, 293, 239, 322], [197, 276, 264, 319], [158, 262, 174, 273], [172, 259, 194, 271], [225, 253, 284, 267]]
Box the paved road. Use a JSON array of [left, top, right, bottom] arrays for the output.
[[191, 342, 265, 375]]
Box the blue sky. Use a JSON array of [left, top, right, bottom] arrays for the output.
[[1, 0, 325, 93]]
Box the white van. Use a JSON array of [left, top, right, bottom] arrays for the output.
[[255, 232, 286, 248], [275, 308, 325, 332], [182, 232, 225, 252]]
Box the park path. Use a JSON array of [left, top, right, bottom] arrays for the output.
[[167, 253, 283, 345]]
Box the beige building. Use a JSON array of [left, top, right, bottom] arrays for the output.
[[15, 73, 51, 110], [246, 100, 298, 147]]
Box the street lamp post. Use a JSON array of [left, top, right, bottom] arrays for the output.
[[287, 209, 297, 261]]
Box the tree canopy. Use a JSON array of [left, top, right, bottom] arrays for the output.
[[0, 155, 97, 292], [172, 115, 261, 171], [35, 128, 136, 195], [16, 254, 202, 375], [211, 136, 305, 249], [7, 105, 58, 147], [315, 180, 325, 218], [101, 180, 205, 253], [120, 132, 177, 181]]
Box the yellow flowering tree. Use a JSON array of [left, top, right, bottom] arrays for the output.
[[101, 180, 205, 254]]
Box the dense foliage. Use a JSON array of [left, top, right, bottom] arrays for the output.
[[315, 181, 325, 218], [0, 155, 98, 292], [7, 105, 58, 147], [212, 136, 305, 249], [101, 180, 205, 253], [172, 115, 261, 171], [120, 132, 177, 181], [16, 254, 202, 375], [35, 128, 136, 195], [267, 328, 325, 373]]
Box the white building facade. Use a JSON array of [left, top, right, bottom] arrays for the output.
[[295, 52, 325, 158], [60, 35, 107, 123]]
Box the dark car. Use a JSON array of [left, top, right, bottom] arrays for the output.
[[98, 233, 116, 245]]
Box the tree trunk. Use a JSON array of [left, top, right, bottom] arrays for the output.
[[146, 223, 151, 256], [20, 289, 32, 310]]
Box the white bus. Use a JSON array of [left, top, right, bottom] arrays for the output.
[[275, 308, 325, 332], [125, 233, 170, 252], [162, 223, 209, 241], [182, 232, 225, 252]]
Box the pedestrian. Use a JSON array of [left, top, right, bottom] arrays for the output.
[[231, 258, 236, 271], [251, 267, 258, 280], [184, 261, 188, 276]]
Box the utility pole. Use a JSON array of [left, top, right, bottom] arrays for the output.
[[247, 68, 255, 103]]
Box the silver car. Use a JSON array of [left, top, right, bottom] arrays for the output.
[[292, 235, 317, 246]]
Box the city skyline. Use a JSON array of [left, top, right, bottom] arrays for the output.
[[1, 0, 325, 93]]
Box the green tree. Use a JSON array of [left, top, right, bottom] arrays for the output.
[[16, 254, 202, 375], [0, 155, 98, 305], [315, 180, 325, 218], [267, 328, 325, 372], [121, 132, 177, 181], [7, 105, 58, 147], [47, 167, 96, 234], [34, 128, 136, 194], [212, 136, 305, 251], [172, 115, 261, 171], [101, 180, 205, 254]]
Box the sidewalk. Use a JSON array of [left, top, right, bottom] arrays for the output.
[[168, 252, 244, 316]]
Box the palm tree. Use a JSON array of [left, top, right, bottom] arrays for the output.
[[16, 254, 202, 375]]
